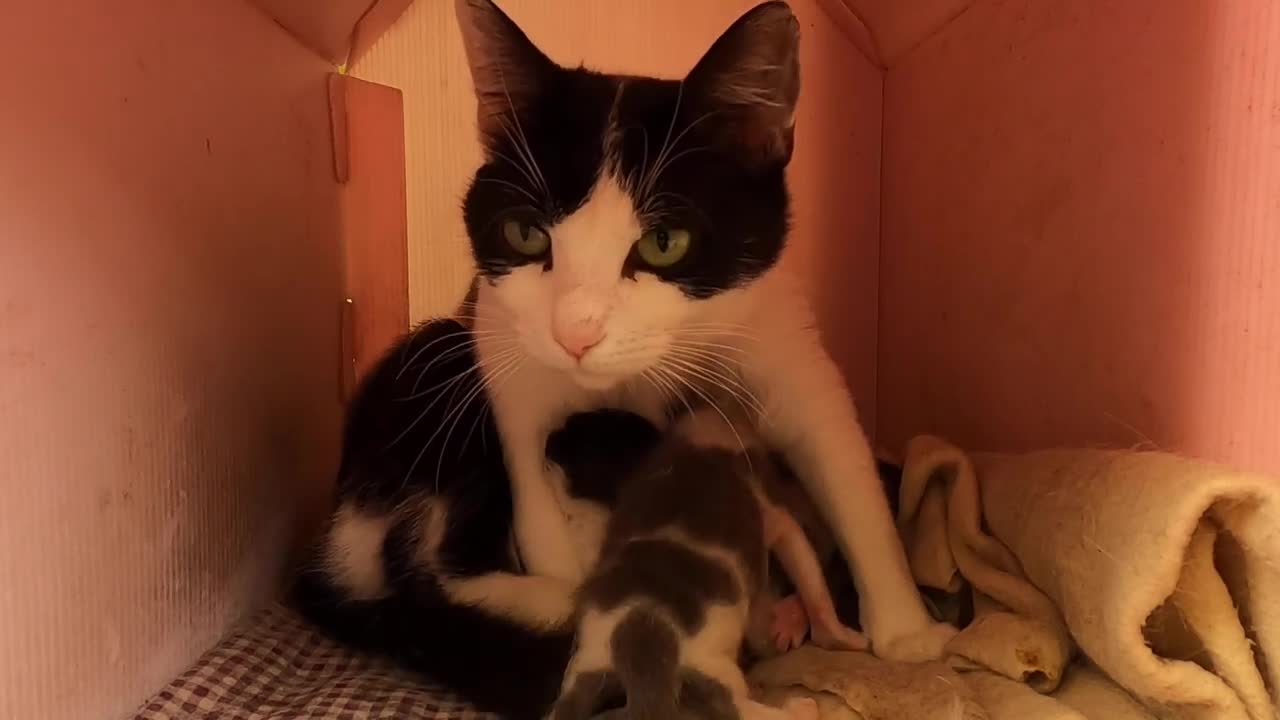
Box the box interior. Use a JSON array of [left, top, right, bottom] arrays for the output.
[[1, 1, 1276, 717]]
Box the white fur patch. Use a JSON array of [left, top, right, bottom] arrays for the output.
[[480, 172, 691, 391], [325, 503, 391, 600], [413, 497, 450, 570], [441, 572, 575, 630], [548, 463, 611, 571]]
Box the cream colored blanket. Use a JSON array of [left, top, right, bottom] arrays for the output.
[[751, 437, 1280, 720]]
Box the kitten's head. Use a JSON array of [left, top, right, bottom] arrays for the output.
[[457, 0, 799, 390]]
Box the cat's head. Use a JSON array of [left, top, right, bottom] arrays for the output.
[[456, 0, 799, 390]]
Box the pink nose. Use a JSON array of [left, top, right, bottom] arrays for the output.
[[554, 326, 604, 360]]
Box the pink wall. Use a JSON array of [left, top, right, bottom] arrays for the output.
[[879, 0, 1280, 474], [0, 0, 343, 716]]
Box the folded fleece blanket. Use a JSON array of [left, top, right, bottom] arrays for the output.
[[751, 438, 1280, 720]]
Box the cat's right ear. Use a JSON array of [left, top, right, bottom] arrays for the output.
[[454, 0, 555, 144]]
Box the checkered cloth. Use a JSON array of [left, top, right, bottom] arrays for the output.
[[133, 603, 494, 720]]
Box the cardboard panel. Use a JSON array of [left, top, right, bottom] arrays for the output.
[[880, 0, 1280, 474], [0, 1, 343, 716], [351, 0, 885, 434], [330, 74, 410, 392]]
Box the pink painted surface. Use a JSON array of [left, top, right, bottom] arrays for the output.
[[837, 0, 973, 66], [249, 0, 413, 65], [331, 75, 410, 391], [880, 1, 1280, 474], [0, 0, 343, 717], [249, 0, 375, 63]]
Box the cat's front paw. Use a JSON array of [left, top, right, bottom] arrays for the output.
[[808, 614, 868, 653], [770, 594, 809, 653], [871, 621, 957, 663]]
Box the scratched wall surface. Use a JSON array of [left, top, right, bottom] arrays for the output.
[[879, 0, 1280, 474], [0, 0, 343, 716], [352, 0, 886, 434]]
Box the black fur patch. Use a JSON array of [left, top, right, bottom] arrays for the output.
[[546, 409, 662, 508]]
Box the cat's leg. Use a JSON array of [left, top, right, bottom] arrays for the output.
[[489, 369, 586, 583], [441, 572, 576, 629], [744, 324, 956, 662], [739, 697, 819, 720], [762, 503, 866, 652], [768, 594, 809, 653]]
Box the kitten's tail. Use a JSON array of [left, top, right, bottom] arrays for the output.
[[610, 608, 682, 720]]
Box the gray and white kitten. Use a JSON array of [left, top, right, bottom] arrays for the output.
[[551, 407, 865, 720]]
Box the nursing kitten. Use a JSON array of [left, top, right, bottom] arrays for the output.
[[296, 0, 951, 717], [550, 408, 862, 720]]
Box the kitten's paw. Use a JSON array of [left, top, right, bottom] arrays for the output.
[[782, 696, 819, 720], [809, 616, 869, 653], [770, 594, 809, 653], [872, 621, 958, 663]]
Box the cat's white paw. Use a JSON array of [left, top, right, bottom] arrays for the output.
[[871, 621, 958, 663]]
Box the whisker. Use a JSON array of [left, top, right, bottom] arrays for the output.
[[459, 354, 525, 461], [669, 338, 753, 356], [405, 343, 520, 401], [486, 149, 544, 201], [653, 363, 752, 469], [641, 109, 718, 201], [429, 353, 524, 493], [640, 368, 677, 419], [679, 321, 759, 332], [674, 328, 761, 343], [405, 335, 518, 392], [397, 329, 487, 379], [407, 351, 522, 492], [667, 342, 746, 376], [661, 360, 765, 426], [474, 177, 540, 206], [641, 81, 684, 202], [497, 76, 549, 198], [662, 350, 765, 421], [495, 117, 538, 187], [650, 364, 696, 423], [387, 362, 482, 450]]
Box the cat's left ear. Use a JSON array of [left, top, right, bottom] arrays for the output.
[[454, 0, 556, 146], [685, 2, 801, 168]]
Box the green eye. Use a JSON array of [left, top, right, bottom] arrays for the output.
[[635, 227, 691, 268], [502, 219, 550, 256]]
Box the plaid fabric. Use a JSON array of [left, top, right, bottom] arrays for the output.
[[133, 603, 495, 720]]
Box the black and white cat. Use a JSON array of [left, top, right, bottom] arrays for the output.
[[295, 1, 953, 717]]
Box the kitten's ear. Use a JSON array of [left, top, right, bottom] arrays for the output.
[[685, 2, 801, 167], [454, 0, 556, 143]]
